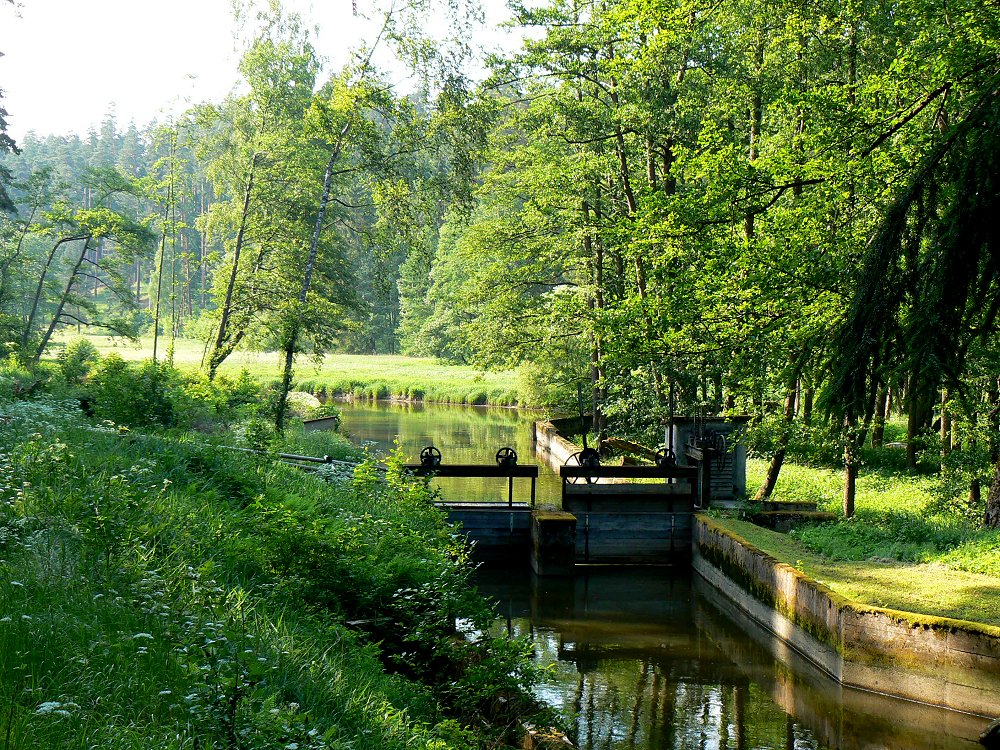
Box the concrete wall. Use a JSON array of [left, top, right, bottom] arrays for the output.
[[532, 420, 581, 472], [694, 515, 1000, 717]]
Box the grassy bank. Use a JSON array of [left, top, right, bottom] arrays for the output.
[[0, 393, 544, 748], [740, 457, 1000, 626], [53, 335, 522, 406]]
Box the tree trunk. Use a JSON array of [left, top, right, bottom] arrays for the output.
[[802, 384, 814, 426], [844, 417, 860, 518], [906, 374, 931, 470], [753, 350, 808, 501], [984, 465, 1000, 527], [584, 198, 607, 444], [871, 383, 888, 447], [275, 124, 350, 432], [207, 153, 259, 381], [940, 388, 952, 459], [989, 378, 1000, 465], [152, 197, 170, 363], [33, 236, 91, 364], [753, 382, 797, 502], [745, 33, 766, 240], [22, 236, 87, 353]]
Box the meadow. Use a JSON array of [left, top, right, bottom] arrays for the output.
[[53, 334, 523, 407]]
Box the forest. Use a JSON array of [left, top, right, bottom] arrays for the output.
[[2, 0, 1000, 747], [2, 0, 1000, 513]]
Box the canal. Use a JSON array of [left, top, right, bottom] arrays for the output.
[[336, 401, 987, 750]]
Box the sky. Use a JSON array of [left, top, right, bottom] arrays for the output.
[[0, 0, 515, 141]]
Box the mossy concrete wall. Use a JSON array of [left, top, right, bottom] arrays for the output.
[[694, 515, 1000, 717]]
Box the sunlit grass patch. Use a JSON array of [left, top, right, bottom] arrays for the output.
[[741, 455, 1000, 622], [50, 334, 524, 406]]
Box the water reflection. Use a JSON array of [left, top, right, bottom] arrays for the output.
[[475, 568, 984, 750], [336, 401, 564, 504], [336, 401, 986, 750]]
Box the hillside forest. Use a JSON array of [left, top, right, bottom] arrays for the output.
[[2, 0, 1000, 522]]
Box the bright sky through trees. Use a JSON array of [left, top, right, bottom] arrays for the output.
[[0, 0, 508, 140]]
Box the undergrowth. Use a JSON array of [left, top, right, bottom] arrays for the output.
[[745, 457, 1000, 578], [0, 384, 550, 748]]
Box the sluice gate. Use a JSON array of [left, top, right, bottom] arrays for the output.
[[560, 464, 698, 566], [407, 446, 700, 573]]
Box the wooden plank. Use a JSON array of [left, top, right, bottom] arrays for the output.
[[571, 513, 691, 529], [405, 464, 538, 478], [562, 483, 695, 495], [575, 516, 692, 529], [302, 415, 341, 431], [564, 497, 695, 514], [560, 465, 698, 480], [579, 543, 688, 556]]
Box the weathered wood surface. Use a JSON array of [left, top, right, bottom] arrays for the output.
[[574, 512, 692, 563], [563, 493, 695, 514], [441, 504, 532, 561], [559, 464, 697, 480], [405, 463, 538, 478]]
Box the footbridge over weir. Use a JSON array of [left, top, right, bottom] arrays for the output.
[[405, 453, 699, 575]]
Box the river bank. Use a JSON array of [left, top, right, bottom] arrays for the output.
[[695, 515, 1000, 717], [0, 391, 548, 749]]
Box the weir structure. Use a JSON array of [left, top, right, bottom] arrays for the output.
[[407, 445, 699, 574]]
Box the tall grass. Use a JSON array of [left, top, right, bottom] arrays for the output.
[[0, 395, 542, 748], [745, 456, 1000, 578]]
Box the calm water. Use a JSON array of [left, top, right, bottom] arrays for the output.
[[337, 400, 564, 504], [335, 400, 988, 750]]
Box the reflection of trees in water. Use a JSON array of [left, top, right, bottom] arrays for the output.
[[480, 569, 980, 750], [560, 659, 818, 750], [337, 402, 563, 503]]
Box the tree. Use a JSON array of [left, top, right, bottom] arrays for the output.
[[0, 38, 18, 213], [198, 10, 320, 380], [818, 0, 1000, 518]]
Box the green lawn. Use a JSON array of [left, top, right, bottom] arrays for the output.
[[51, 334, 523, 406], [738, 457, 1000, 627]]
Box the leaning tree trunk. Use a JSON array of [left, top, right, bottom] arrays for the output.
[[21, 235, 87, 353], [33, 236, 91, 365], [207, 153, 258, 381], [275, 123, 350, 433], [753, 381, 797, 502]]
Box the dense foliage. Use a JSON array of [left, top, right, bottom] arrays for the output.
[[3, 0, 1000, 520], [0, 354, 548, 748]]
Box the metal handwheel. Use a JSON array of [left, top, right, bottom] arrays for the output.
[[565, 447, 600, 484], [654, 446, 676, 468], [495, 446, 518, 467], [419, 445, 442, 468]]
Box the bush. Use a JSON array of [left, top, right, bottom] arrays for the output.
[[0, 355, 48, 400], [56, 338, 100, 385], [89, 355, 180, 428]]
